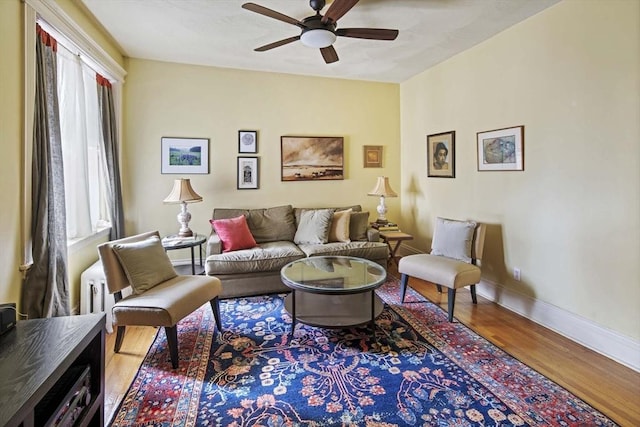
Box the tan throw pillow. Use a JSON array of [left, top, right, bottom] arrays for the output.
[[430, 217, 477, 263], [329, 209, 352, 243], [349, 211, 370, 241], [293, 209, 334, 244], [112, 235, 177, 294]]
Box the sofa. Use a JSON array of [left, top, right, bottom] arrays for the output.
[[205, 204, 389, 298]]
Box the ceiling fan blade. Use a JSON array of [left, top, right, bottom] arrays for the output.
[[321, 0, 359, 24], [320, 46, 339, 64], [242, 3, 305, 28], [336, 28, 399, 40], [254, 36, 301, 52]]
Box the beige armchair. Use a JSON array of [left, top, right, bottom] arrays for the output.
[[398, 218, 486, 322], [98, 231, 222, 369]]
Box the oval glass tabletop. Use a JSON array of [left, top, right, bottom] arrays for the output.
[[281, 256, 387, 294]]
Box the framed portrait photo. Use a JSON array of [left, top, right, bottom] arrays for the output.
[[161, 137, 209, 174], [281, 136, 344, 181], [477, 125, 524, 171], [238, 130, 257, 153], [363, 145, 383, 168], [237, 156, 259, 189], [427, 131, 455, 178]]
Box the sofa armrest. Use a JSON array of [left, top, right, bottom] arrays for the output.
[[206, 233, 222, 257], [366, 227, 380, 242]]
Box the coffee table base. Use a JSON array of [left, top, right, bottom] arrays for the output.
[[284, 291, 383, 336]]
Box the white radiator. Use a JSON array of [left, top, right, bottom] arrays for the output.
[[80, 260, 115, 333]]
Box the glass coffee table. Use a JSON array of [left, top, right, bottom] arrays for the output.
[[280, 256, 387, 336]]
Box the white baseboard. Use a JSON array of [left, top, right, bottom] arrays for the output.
[[476, 279, 640, 372], [398, 245, 640, 372]]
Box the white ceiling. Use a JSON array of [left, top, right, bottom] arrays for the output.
[[80, 0, 560, 83]]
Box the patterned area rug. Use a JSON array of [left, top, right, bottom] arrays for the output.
[[111, 277, 616, 426]]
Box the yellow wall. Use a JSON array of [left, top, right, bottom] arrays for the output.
[[0, 0, 124, 311], [0, 0, 23, 307], [122, 59, 401, 240], [400, 0, 639, 340]]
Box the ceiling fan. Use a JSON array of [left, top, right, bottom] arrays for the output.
[[242, 0, 399, 64]]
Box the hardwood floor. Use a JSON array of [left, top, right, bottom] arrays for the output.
[[104, 269, 640, 426]]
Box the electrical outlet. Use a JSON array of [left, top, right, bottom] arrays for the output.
[[514, 268, 521, 281]]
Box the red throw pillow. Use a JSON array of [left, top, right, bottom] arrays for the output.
[[210, 215, 257, 253]]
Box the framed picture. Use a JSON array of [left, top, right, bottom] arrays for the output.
[[161, 137, 209, 174], [281, 136, 344, 181], [477, 125, 524, 171], [427, 131, 455, 178], [238, 130, 257, 153], [363, 145, 383, 168], [237, 156, 259, 189]]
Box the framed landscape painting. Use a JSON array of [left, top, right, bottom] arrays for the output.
[[427, 131, 455, 178], [477, 125, 524, 171], [161, 137, 209, 174], [281, 136, 344, 181]]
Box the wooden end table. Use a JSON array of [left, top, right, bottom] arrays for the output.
[[379, 231, 414, 266]]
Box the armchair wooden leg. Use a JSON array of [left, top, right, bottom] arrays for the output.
[[165, 326, 179, 369], [210, 297, 222, 332], [470, 284, 478, 304], [400, 274, 409, 302], [114, 326, 126, 353], [447, 288, 456, 322]]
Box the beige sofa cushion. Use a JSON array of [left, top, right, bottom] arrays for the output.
[[248, 205, 297, 243], [111, 235, 177, 294], [206, 241, 305, 275], [298, 241, 389, 261], [211, 205, 297, 243]]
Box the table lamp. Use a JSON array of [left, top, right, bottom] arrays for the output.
[[163, 178, 203, 237], [367, 176, 397, 224]]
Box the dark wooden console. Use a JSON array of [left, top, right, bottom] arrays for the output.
[[0, 313, 105, 427]]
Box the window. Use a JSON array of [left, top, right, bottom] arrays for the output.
[[21, 0, 125, 263], [55, 41, 111, 240]]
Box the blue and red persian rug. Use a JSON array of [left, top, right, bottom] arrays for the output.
[[111, 278, 616, 426]]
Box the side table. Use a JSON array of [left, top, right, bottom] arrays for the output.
[[379, 231, 414, 266], [162, 233, 207, 275]]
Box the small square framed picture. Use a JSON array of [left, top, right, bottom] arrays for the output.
[[238, 130, 258, 153], [363, 145, 383, 168], [427, 131, 455, 178], [237, 156, 259, 189]]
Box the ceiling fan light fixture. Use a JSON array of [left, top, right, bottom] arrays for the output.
[[300, 28, 336, 48]]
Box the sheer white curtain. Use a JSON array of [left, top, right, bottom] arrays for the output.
[[56, 44, 101, 239]]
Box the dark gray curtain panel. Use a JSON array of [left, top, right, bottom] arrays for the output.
[[22, 25, 70, 318], [97, 76, 125, 239]]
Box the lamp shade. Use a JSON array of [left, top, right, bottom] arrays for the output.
[[367, 176, 397, 198], [163, 178, 203, 204]]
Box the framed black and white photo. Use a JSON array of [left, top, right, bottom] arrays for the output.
[[237, 156, 259, 189], [161, 137, 209, 174], [477, 125, 524, 171], [427, 131, 455, 178], [238, 130, 258, 153]]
